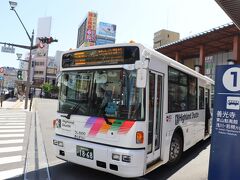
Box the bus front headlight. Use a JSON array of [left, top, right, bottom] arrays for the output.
[[122, 155, 131, 163], [112, 153, 120, 161]]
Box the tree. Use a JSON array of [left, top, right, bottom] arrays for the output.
[[41, 83, 53, 98], [41, 83, 59, 98]]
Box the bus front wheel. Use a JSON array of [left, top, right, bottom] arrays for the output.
[[168, 133, 183, 165]]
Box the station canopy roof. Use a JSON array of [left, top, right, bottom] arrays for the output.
[[215, 0, 240, 30], [156, 23, 240, 60]]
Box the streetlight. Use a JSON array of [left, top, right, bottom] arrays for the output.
[[9, 1, 34, 110]]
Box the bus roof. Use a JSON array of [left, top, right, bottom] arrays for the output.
[[60, 43, 214, 84]]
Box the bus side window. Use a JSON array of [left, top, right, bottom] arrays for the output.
[[188, 76, 197, 110], [199, 87, 205, 109]]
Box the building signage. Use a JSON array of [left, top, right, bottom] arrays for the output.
[[98, 22, 117, 38], [96, 38, 115, 45], [85, 12, 97, 43], [1, 46, 15, 54], [208, 65, 240, 180]]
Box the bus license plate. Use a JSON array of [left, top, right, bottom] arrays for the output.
[[76, 145, 94, 160]]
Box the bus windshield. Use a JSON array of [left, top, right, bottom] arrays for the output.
[[58, 69, 144, 120]]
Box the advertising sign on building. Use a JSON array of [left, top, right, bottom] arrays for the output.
[[85, 12, 97, 43], [208, 65, 240, 180], [96, 38, 115, 46], [98, 22, 117, 38], [81, 42, 95, 47]]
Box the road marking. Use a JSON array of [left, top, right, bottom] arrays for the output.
[[0, 155, 22, 165], [0, 134, 24, 138], [0, 139, 23, 144], [0, 126, 25, 129], [0, 168, 23, 179], [0, 122, 25, 124], [0, 129, 25, 133], [0, 117, 26, 119], [0, 110, 27, 179], [0, 146, 23, 153], [0, 122, 25, 125], [0, 114, 26, 116], [0, 119, 25, 122]]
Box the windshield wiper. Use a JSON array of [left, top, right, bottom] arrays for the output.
[[61, 103, 81, 119]]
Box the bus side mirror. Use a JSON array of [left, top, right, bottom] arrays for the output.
[[136, 68, 147, 88], [135, 60, 148, 88]]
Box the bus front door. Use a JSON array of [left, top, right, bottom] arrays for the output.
[[146, 72, 163, 165]]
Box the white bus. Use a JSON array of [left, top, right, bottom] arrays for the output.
[[53, 43, 214, 178]]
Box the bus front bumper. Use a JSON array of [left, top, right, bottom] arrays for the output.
[[53, 134, 146, 178]]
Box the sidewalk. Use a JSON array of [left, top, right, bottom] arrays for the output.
[[0, 98, 24, 109]]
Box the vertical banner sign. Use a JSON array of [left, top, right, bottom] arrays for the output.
[[208, 65, 240, 180], [86, 12, 97, 44]]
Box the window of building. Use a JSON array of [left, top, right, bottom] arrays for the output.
[[34, 71, 44, 75], [35, 62, 45, 66]]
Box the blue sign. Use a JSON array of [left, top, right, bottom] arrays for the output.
[[208, 65, 240, 180], [96, 38, 115, 45], [98, 22, 116, 38]]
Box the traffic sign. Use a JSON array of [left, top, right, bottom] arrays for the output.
[[208, 65, 240, 180], [1, 46, 15, 53]]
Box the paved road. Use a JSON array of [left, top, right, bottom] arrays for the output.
[[0, 109, 31, 179], [35, 98, 211, 180]]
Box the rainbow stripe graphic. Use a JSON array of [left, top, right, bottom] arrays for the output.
[[85, 117, 135, 137]]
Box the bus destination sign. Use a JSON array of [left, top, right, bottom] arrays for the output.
[[62, 46, 139, 68]]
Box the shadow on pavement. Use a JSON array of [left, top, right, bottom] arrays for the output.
[[6, 138, 210, 180], [143, 138, 211, 180], [4, 98, 18, 102]]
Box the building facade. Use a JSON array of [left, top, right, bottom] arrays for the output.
[[46, 56, 57, 85], [153, 29, 180, 49], [32, 16, 52, 87], [0, 67, 18, 89]]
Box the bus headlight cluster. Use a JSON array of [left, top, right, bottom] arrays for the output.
[[122, 155, 131, 163], [112, 153, 131, 163], [53, 140, 64, 147], [112, 153, 120, 161]]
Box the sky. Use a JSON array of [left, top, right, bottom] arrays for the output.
[[0, 0, 232, 68]]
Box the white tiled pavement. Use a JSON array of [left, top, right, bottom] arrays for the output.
[[0, 99, 28, 179]]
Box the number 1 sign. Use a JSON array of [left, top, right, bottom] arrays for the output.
[[209, 65, 240, 180]]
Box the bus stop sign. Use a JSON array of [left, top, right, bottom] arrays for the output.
[[208, 65, 240, 180]]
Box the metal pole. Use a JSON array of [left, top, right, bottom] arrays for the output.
[[10, 3, 33, 110], [11, 9, 31, 41], [24, 30, 34, 110]]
